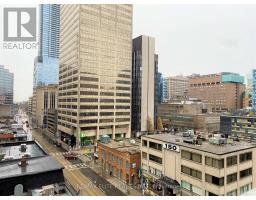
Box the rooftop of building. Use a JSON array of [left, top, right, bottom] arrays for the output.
[[161, 98, 203, 105], [0, 155, 63, 180], [142, 133, 256, 155], [99, 138, 141, 154], [221, 114, 256, 119], [0, 141, 47, 160]]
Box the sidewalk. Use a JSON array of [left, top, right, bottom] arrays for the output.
[[80, 155, 142, 196]]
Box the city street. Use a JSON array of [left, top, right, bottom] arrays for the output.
[[31, 128, 105, 196]]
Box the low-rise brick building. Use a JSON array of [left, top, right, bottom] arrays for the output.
[[98, 137, 141, 186]]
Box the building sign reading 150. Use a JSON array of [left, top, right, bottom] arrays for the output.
[[163, 143, 180, 152]]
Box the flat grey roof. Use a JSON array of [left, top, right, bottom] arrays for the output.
[[0, 141, 46, 160], [0, 156, 63, 180], [143, 133, 256, 155], [100, 139, 140, 154]]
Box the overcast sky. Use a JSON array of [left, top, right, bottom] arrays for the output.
[[1, 4, 256, 102]]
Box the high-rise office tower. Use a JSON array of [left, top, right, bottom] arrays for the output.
[[32, 4, 60, 124], [58, 5, 133, 147], [132, 35, 156, 133], [33, 4, 60, 88], [0, 65, 14, 105]]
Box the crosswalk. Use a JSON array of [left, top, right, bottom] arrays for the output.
[[65, 163, 89, 171], [49, 151, 82, 157]]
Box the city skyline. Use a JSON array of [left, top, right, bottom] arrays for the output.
[[2, 3, 256, 197], [1, 4, 256, 102]]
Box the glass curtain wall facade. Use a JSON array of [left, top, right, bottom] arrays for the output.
[[34, 4, 60, 88]]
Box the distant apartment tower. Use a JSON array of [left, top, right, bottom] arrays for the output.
[[132, 35, 156, 133], [58, 5, 133, 146], [165, 75, 189, 99], [0, 65, 14, 105], [188, 72, 245, 112], [252, 69, 256, 109], [33, 4, 60, 88]]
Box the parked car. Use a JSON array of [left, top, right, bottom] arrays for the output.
[[64, 152, 78, 160]]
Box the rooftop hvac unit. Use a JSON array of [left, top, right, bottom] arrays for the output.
[[183, 137, 194, 144], [20, 144, 27, 152], [209, 137, 227, 145], [130, 139, 136, 144]]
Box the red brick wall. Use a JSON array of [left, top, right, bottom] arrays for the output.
[[98, 143, 141, 185]]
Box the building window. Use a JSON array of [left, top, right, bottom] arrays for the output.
[[227, 155, 237, 167], [205, 157, 224, 169], [142, 152, 147, 159], [240, 168, 252, 179], [142, 140, 147, 147], [149, 166, 162, 177], [181, 180, 190, 191], [181, 180, 204, 196], [181, 150, 202, 164], [126, 160, 129, 170], [142, 163, 148, 172], [149, 141, 162, 151], [120, 159, 123, 167], [149, 154, 162, 164], [240, 183, 252, 194], [227, 173, 237, 184], [205, 174, 224, 186], [239, 152, 252, 163], [181, 165, 202, 180], [227, 189, 237, 196]]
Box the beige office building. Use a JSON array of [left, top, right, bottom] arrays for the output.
[[141, 134, 256, 196], [58, 5, 133, 145], [165, 76, 189, 99], [32, 84, 58, 130]]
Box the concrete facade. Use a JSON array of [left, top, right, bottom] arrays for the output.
[[220, 115, 256, 141], [165, 76, 189, 99], [58, 5, 133, 145], [32, 85, 58, 130], [141, 134, 256, 196]]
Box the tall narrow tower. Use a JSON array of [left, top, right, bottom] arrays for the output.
[[132, 35, 156, 133]]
